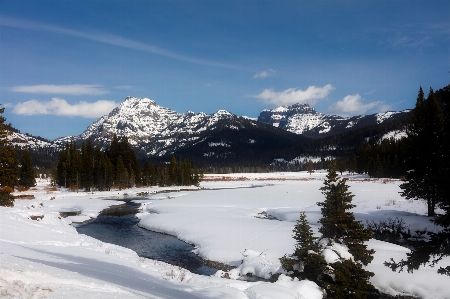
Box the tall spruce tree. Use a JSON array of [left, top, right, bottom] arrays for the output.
[[80, 138, 94, 191], [318, 162, 375, 298], [0, 105, 11, 146], [19, 149, 36, 188], [400, 87, 445, 216], [0, 146, 19, 190], [386, 85, 450, 277], [0, 105, 15, 206], [115, 156, 128, 190], [318, 162, 374, 264]]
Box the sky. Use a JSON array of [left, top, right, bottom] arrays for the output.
[[0, 0, 449, 140]]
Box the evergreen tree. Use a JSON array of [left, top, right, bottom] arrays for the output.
[[435, 84, 450, 226], [348, 153, 358, 174], [336, 159, 346, 175], [0, 146, 19, 190], [318, 162, 374, 265], [0, 105, 15, 206], [386, 85, 450, 277], [56, 143, 70, 187], [372, 154, 384, 178], [115, 156, 128, 190], [103, 156, 114, 191], [280, 212, 327, 281], [325, 259, 375, 299], [169, 156, 178, 185], [0, 105, 12, 146], [0, 188, 14, 207], [400, 87, 445, 216], [19, 148, 36, 188], [318, 162, 375, 298], [80, 138, 94, 191], [306, 160, 315, 175]]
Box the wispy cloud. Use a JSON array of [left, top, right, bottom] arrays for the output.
[[379, 22, 450, 52], [11, 84, 109, 96], [12, 98, 119, 118], [253, 69, 276, 79], [0, 16, 237, 69], [327, 94, 389, 116], [113, 85, 133, 90], [252, 84, 335, 106]]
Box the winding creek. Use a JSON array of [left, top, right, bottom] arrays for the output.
[[74, 199, 218, 276]]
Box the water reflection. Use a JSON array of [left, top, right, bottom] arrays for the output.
[[75, 200, 217, 275]]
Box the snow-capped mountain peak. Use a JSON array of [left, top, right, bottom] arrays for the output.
[[257, 103, 410, 138], [54, 97, 243, 156]]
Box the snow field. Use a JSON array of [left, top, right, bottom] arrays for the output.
[[1, 174, 449, 298]]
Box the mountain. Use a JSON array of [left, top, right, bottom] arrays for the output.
[[7, 129, 53, 149], [54, 97, 308, 159], [8, 96, 413, 170], [257, 103, 410, 138]]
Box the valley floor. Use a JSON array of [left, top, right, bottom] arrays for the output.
[[1, 172, 449, 299]]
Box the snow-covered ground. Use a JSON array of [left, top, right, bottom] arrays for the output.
[[1, 173, 449, 299]]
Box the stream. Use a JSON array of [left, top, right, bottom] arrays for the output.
[[74, 199, 218, 276]]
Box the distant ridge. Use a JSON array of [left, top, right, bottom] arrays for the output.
[[9, 97, 411, 164], [257, 103, 410, 138]]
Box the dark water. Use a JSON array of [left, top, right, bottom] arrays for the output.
[[75, 200, 217, 275]]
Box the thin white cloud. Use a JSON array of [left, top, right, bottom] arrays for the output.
[[12, 98, 119, 118], [0, 16, 237, 69], [252, 84, 335, 106], [2, 103, 13, 108], [11, 84, 109, 96], [253, 69, 276, 79], [328, 94, 387, 116]]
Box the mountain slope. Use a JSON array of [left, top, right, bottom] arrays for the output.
[[54, 97, 308, 158], [257, 103, 410, 138]]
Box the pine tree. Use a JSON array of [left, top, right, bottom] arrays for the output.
[[401, 87, 445, 216], [325, 259, 375, 299], [0, 105, 18, 192], [0, 105, 12, 146], [386, 85, 450, 276], [80, 138, 94, 191], [372, 154, 384, 178], [19, 148, 36, 188], [56, 143, 70, 187], [348, 153, 358, 174], [318, 162, 375, 298], [306, 160, 315, 175], [318, 162, 374, 265], [280, 212, 327, 281], [169, 156, 177, 185], [0, 188, 14, 207], [103, 156, 114, 191], [65, 142, 80, 189], [115, 156, 128, 190], [0, 146, 19, 190]]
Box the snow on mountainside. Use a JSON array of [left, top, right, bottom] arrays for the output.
[[54, 97, 254, 156], [258, 103, 410, 138], [7, 131, 53, 149]]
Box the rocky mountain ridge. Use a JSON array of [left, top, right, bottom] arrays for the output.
[[53, 97, 295, 157], [257, 103, 409, 138], [9, 97, 410, 160]]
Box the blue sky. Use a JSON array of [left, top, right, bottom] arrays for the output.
[[1, 0, 449, 140]]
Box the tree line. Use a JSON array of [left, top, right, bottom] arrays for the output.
[[55, 134, 202, 191], [0, 105, 37, 206]]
